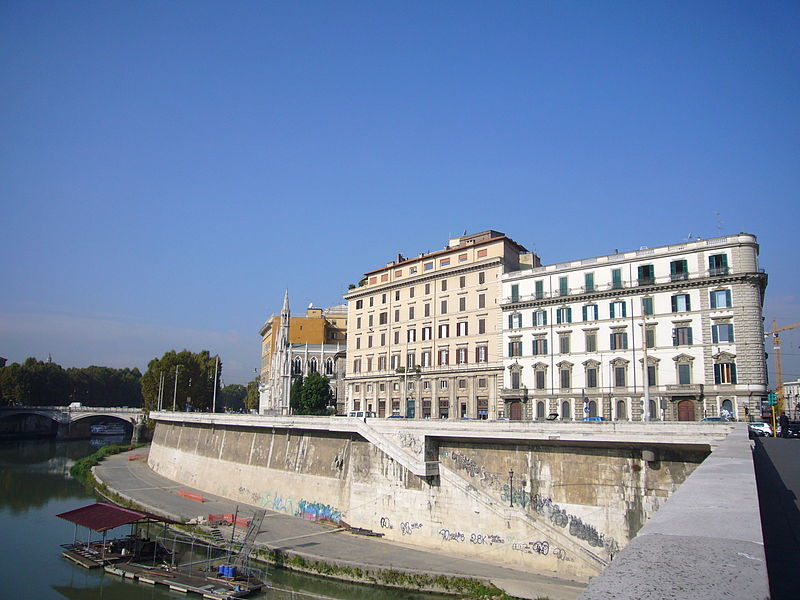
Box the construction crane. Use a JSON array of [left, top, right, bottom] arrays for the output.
[[765, 319, 800, 414]]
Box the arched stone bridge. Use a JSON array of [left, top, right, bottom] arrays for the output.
[[0, 405, 145, 439]]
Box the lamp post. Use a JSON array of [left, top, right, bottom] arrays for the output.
[[172, 365, 182, 411], [508, 468, 514, 507]]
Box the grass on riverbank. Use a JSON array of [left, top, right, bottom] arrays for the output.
[[70, 443, 146, 487]]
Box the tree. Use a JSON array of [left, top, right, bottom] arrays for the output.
[[218, 384, 247, 412], [141, 350, 221, 414], [244, 377, 260, 411], [289, 375, 304, 414], [293, 372, 333, 415]]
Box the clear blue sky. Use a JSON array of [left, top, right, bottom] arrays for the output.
[[1, 1, 798, 386]]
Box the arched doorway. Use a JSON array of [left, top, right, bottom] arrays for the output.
[[509, 401, 523, 421], [649, 399, 658, 421], [561, 400, 571, 420], [678, 400, 695, 421], [588, 400, 597, 418], [721, 399, 734, 420], [616, 400, 627, 421], [536, 401, 545, 420]]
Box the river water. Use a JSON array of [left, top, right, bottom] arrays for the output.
[[0, 439, 446, 600]]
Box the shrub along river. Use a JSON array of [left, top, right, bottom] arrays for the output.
[[0, 438, 449, 600]]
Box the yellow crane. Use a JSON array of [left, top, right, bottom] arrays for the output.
[[765, 319, 800, 415]]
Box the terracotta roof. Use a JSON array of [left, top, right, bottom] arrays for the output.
[[56, 502, 177, 532]]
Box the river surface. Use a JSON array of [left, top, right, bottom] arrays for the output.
[[0, 438, 446, 600]]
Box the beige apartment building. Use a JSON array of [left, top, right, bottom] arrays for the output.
[[343, 230, 535, 419]]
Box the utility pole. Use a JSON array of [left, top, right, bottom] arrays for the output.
[[172, 365, 181, 411], [212, 356, 219, 413], [641, 300, 651, 421]]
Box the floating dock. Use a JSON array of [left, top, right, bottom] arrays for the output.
[[104, 562, 264, 599]]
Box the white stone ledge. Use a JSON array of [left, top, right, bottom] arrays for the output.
[[577, 424, 769, 600]]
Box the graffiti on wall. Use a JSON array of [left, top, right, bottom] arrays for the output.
[[397, 433, 424, 456], [512, 540, 570, 561], [259, 491, 342, 524], [400, 521, 423, 536]]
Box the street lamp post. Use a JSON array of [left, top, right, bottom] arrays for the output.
[[508, 468, 514, 507], [172, 365, 182, 411]]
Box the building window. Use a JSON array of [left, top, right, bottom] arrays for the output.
[[714, 362, 737, 384], [423, 380, 431, 390], [458, 378, 467, 389], [356, 337, 361, 350], [441, 300, 447, 314], [509, 313, 522, 328], [395, 290, 400, 301], [614, 366, 627, 387], [410, 266, 417, 275], [439, 349, 449, 366], [391, 354, 400, 370], [438, 324, 449, 338], [424, 303, 430, 317], [409, 306, 415, 319], [457, 321, 468, 336], [368, 315, 374, 327], [407, 328, 416, 343], [379, 312, 388, 325], [645, 326, 656, 348], [456, 347, 468, 364], [638, 264, 655, 286], [381, 293, 386, 304], [670, 259, 688, 281], [610, 331, 628, 350], [378, 355, 386, 370], [535, 370, 546, 390], [532, 338, 548, 355], [441, 279, 447, 292], [380, 333, 386, 346], [611, 268, 622, 289], [369, 296, 374, 307], [560, 368, 571, 389], [459, 253, 468, 263], [459, 296, 466, 311], [459, 275, 466, 288], [562, 400, 571, 420], [642, 297, 654, 316], [556, 307, 572, 324], [476, 346, 488, 363], [586, 367, 598, 389], [533, 310, 547, 326], [610, 301, 626, 319], [478, 272, 485, 284], [440, 258, 450, 267], [325, 358, 334, 375], [535, 280, 544, 299], [558, 277, 568, 296], [394, 330, 400, 344], [409, 287, 415, 298], [440, 379, 449, 390], [709, 254, 729, 276], [367, 335, 373, 348], [421, 351, 431, 367], [585, 272, 595, 292], [710, 289, 732, 309], [407, 381, 415, 391], [353, 359, 361, 373], [356, 317, 361, 328], [647, 364, 657, 386], [508, 340, 523, 357], [355, 299, 363, 309], [678, 363, 691, 385], [425, 283, 431, 295], [366, 357, 372, 371], [394, 309, 400, 322], [672, 294, 691, 313], [712, 324, 734, 343], [424, 262, 433, 271], [407, 352, 416, 369], [478, 294, 485, 309], [585, 331, 597, 352], [422, 326, 432, 341], [511, 284, 519, 302], [582, 304, 598, 321], [478, 319, 486, 334], [559, 333, 570, 354], [510, 370, 521, 389]]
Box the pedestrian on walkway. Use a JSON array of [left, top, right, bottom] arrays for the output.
[[779, 412, 790, 438]]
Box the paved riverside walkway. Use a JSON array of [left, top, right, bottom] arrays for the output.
[[94, 447, 586, 600]]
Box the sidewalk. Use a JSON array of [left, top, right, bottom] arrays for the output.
[[93, 447, 586, 600]]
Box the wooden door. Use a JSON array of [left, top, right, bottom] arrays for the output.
[[510, 401, 523, 420], [678, 400, 695, 421]]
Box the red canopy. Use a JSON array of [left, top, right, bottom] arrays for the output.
[[56, 502, 174, 532]]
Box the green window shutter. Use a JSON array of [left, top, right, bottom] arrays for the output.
[[508, 342, 513, 356], [687, 328, 693, 345], [729, 325, 734, 342], [612, 269, 621, 288], [585, 273, 594, 291], [610, 333, 616, 350], [725, 290, 731, 307], [643, 297, 653, 315], [710, 291, 717, 309], [731, 363, 737, 383], [610, 303, 615, 319], [712, 326, 719, 343], [621, 302, 627, 318], [721, 254, 728, 267], [566, 308, 572, 323], [713, 364, 720, 384], [686, 296, 691, 311], [582, 306, 587, 321], [670, 261, 676, 276], [622, 333, 628, 349], [671, 296, 677, 312]]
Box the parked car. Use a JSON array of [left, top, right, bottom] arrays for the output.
[[348, 410, 376, 418], [777, 422, 800, 438], [582, 416, 604, 422], [386, 414, 405, 419], [748, 422, 773, 437], [700, 417, 726, 422], [546, 413, 559, 421]]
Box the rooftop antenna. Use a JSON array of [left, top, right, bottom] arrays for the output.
[[684, 232, 693, 243], [714, 211, 725, 234]]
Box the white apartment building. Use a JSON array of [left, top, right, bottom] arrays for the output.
[[500, 233, 768, 422], [344, 230, 534, 419]]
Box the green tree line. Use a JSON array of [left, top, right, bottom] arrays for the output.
[[0, 357, 142, 407]]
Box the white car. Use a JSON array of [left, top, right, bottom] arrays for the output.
[[748, 422, 773, 437]]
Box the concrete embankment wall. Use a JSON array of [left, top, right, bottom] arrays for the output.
[[149, 416, 715, 580]]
